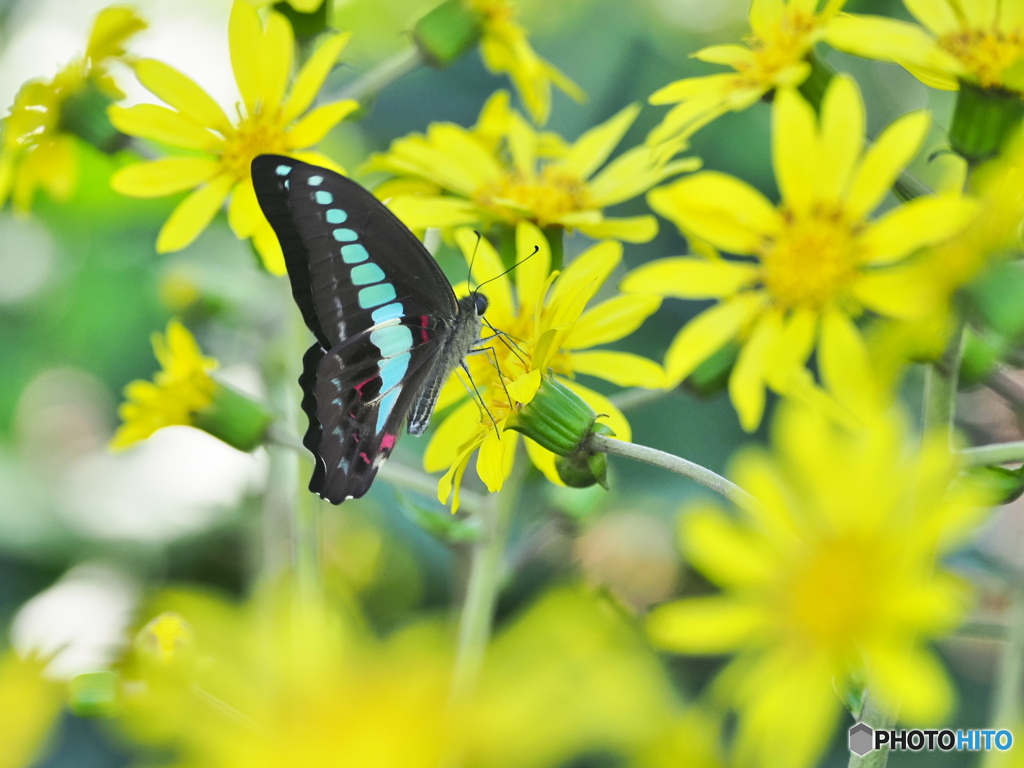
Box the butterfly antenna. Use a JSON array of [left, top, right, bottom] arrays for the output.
[[467, 231, 483, 291], [475, 245, 540, 292]]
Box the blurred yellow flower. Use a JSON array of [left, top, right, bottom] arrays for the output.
[[648, 0, 846, 145], [109, 1, 356, 274], [424, 222, 664, 510], [827, 0, 1024, 92], [111, 319, 217, 449], [118, 586, 684, 768], [470, 0, 584, 125], [647, 404, 991, 768], [0, 5, 146, 211], [624, 76, 977, 430], [367, 91, 699, 243], [0, 651, 64, 768]]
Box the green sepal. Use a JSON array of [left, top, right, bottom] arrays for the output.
[[554, 422, 613, 489], [69, 671, 119, 718], [968, 261, 1024, 339], [273, 1, 330, 44], [950, 81, 1024, 164], [968, 464, 1024, 505], [506, 377, 597, 456], [399, 494, 480, 543], [959, 327, 1005, 388], [685, 341, 739, 397], [60, 82, 128, 154], [413, 0, 483, 68], [192, 382, 273, 452]]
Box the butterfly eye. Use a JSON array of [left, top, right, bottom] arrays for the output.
[[473, 293, 489, 316]]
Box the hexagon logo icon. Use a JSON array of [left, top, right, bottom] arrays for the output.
[[849, 722, 874, 756]]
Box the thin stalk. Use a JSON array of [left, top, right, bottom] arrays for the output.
[[331, 47, 423, 103], [961, 441, 1024, 466], [609, 386, 672, 412], [982, 580, 1024, 768], [848, 695, 895, 768], [449, 461, 522, 706], [584, 432, 755, 508], [922, 318, 966, 440]]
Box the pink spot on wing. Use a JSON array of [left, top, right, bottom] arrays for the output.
[[359, 452, 371, 464], [420, 315, 430, 343], [381, 433, 396, 450], [353, 377, 374, 396]]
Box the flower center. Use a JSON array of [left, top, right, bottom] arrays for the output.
[[473, 166, 590, 226], [221, 110, 289, 180], [938, 26, 1024, 89], [780, 537, 883, 650], [759, 207, 858, 310], [737, 9, 820, 87]]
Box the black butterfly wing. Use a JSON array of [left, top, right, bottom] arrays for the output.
[[303, 315, 449, 502], [251, 155, 458, 347], [251, 155, 462, 502]]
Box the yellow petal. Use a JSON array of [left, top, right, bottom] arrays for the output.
[[285, 32, 352, 122], [850, 266, 937, 319], [903, 0, 958, 33], [574, 215, 659, 243], [648, 173, 781, 254], [620, 256, 758, 298], [514, 221, 551, 312], [476, 427, 517, 492], [252, 219, 286, 275], [227, 175, 261, 238], [438, 443, 477, 513], [818, 74, 864, 200], [766, 307, 818, 391], [108, 104, 222, 151], [772, 88, 819, 215], [156, 174, 235, 253], [869, 644, 953, 725], [289, 151, 345, 175], [524, 437, 563, 486], [565, 294, 661, 348], [386, 195, 480, 230], [818, 308, 874, 414], [748, 0, 785, 36], [568, 351, 665, 388], [86, 5, 147, 61], [423, 398, 480, 472], [286, 100, 358, 149], [259, 11, 294, 114], [845, 110, 930, 220], [134, 59, 231, 133], [825, 15, 961, 84], [228, 0, 263, 115], [455, 228, 515, 327], [647, 596, 766, 653], [682, 503, 775, 588], [729, 310, 782, 432], [111, 158, 222, 198], [548, 240, 622, 311], [858, 195, 978, 264], [692, 44, 755, 67], [559, 103, 640, 181], [588, 149, 702, 207], [665, 292, 767, 384]]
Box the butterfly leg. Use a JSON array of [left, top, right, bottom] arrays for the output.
[[457, 360, 503, 438], [477, 318, 529, 366]]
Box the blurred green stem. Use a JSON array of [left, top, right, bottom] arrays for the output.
[[585, 433, 755, 508], [848, 695, 894, 768], [922, 318, 966, 441], [449, 459, 522, 707], [962, 440, 1024, 466], [333, 47, 423, 103], [983, 580, 1024, 768], [610, 386, 671, 411]]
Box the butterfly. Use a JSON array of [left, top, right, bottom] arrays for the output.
[[251, 155, 489, 503]]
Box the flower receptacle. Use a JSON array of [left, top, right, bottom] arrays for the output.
[[192, 382, 273, 452], [413, 0, 482, 68], [950, 82, 1024, 165]]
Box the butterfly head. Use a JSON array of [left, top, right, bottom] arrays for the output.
[[462, 291, 489, 318]]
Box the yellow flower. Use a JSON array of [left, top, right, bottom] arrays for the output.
[[470, 0, 584, 125], [0, 6, 147, 211], [424, 222, 664, 510], [111, 319, 218, 449], [367, 91, 699, 244], [647, 404, 990, 768], [109, 1, 357, 274], [0, 650, 64, 768], [624, 76, 978, 430], [648, 0, 846, 146], [826, 0, 1024, 92]]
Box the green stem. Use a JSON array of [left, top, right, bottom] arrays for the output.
[[377, 460, 488, 513], [848, 695, 895, 768], [449, 462, 521, 706], [332, 47, 423, 103], [961, 440, 1024, 466], [922, 318, 966, 440], [609, 386, 672, 412], [982, 580, 1024, 768], [584, 433, 755, 508]]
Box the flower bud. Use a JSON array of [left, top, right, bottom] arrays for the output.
[[950, 82, 1024, 164], [507, 376, 597, 456], [192, 383, 274, 452], [555, 422, 613, 489], [413, 0, 483, 68]]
